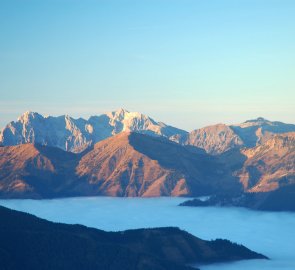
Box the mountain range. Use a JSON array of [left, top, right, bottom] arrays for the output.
[[0, 109, 187, 153], [0, 132, 239, 198], [0, 109, 294, 210], [1, 109, 295, 154]]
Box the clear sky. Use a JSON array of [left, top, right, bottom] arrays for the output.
[[0, 0, 294, 131]]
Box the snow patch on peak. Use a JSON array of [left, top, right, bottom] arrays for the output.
[[116, 108, 130, 114], [0, 109, 188, 152], [17, 111, 43, 122], [85, 124, 93, 134], [107, 108, 130, 119]]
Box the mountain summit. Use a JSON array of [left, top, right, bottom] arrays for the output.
[[0, 109, 187, 153], [76, 132, 237, 197], [1, 111, 294, 155], [185, 118, 295, 154]]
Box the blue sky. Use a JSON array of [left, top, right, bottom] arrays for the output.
[[0, 0, 294, 130]]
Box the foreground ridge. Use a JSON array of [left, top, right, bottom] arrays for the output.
[[0, 205, 268, 270]]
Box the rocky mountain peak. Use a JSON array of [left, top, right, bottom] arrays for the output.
[[236, 117, 272, 129], [185, 123, 244, 155], [245, 117, 268, 123], [0, 110, 187, 152], [17, 111, 43, 123], [107, 108, 130, 120]]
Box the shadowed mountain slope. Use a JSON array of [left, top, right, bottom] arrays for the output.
[[0, 131, 293, 200], [76, 132, 240, 197], [0, 132, 241, 198], [0, 205, 267, 270], [0, 144, 79, 198], [181, 133, 295, 211], [220, 132, 295, 193]]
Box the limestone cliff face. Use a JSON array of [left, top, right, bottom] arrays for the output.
[[231, 117, 295, 147], [0, 109, 187, 153], [1, 112, 294, 156], [185, 124, 243, 155], [185, 118, 295, 155], [237, 132, 295, 192]]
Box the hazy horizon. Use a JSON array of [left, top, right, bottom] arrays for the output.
[[0, 108, 294, 132]]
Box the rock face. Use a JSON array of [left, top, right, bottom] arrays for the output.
[[0, 109, 187, 153], [218, 132, 295, 194], [235, 132, 295, 193], [0, 112, 91, 153], [185, 124, 243, 155], [0, 132, 240, 198], [0, 206, 267, 270], [186, 117, 295, 155], [231, 117, 295, 147]]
